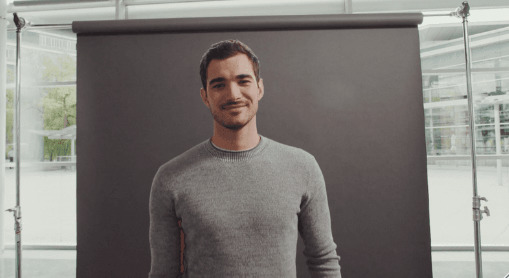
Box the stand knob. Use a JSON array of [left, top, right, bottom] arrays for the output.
[[482, 206, 490, 217]]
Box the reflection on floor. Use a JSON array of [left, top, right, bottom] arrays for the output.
[[434, 262, 509, 278], [1, 250, 508, 278], [1, 250, 75, 278], [432, 251, 509, 278]]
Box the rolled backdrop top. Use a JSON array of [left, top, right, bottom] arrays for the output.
[[72, 13, 423, 34]]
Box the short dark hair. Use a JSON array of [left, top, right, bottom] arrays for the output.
[[199, 39, 260, 90]]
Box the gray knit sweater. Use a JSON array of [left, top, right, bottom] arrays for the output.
[[149, 136, 341, 278]]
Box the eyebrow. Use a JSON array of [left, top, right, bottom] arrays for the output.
[[209, 77, 225, 86], [236, 74, 253, 80], [208, 74, 254, 86]]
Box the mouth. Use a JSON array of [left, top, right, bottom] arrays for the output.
[[222, 103, 246, 110]]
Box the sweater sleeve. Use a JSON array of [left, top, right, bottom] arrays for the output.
[[298, 156, 342, 278], [148, 167, 181, 278]]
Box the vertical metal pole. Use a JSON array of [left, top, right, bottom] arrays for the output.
[[6, 13, 26, 278], [14, 15, 23, 278], [456, 2, 490, 278], [463, 15, 482, 278], [0, 0, 8, 274], [425, 4, 491, 277], [461, 6, 476, 195]]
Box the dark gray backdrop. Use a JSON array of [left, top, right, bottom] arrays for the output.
[[73, 14, 431, 278]]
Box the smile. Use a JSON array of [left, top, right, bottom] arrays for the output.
[[222, 104, 246, 110]]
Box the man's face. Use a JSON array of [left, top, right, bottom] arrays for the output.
[[200, 53, 264, 130]]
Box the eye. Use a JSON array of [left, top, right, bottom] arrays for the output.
[[239, 80, 250, 85], [213, 83, 225, 89]]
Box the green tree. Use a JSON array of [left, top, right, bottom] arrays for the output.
[[5, 66, 14, 159], [5, 89, 14, 159], [40, 55, 76, 161]]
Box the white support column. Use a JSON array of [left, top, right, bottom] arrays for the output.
[[429, 81, 435, 154], [115, 0, 126, 20], [72, 138, 75, 157], [0, 0, 8, 268], [494, 103, 502, 186], [344, 0, 352, 13]]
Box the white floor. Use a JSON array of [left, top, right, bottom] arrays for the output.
[[427, 164, 509, 246], [1, 163, 509, 277], [2, 167, 76, 245], [432, 251, 509, 278], [1, 250, 76, 278], [1, 250, 508, 278]]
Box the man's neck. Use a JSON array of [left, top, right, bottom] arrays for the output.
[[211, 120, 260, 151]]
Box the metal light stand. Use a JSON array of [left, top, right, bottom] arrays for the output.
[[5, 12, 26, 278], [451, 2, 490, 278], [3, 17, 71, 278], [424, 2, 492, 277]]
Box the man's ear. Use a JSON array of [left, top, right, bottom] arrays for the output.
[[200, 88, 210, 108], [257, 78, 264, 101]]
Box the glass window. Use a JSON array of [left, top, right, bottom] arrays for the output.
[[2, 28, 76, 278], [421, 13, 509, 277]]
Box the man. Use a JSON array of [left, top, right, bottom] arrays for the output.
[[149, 39, 341, 277]]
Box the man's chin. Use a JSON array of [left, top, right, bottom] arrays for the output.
[[213, 114, 254, 131], [217, 118, 249, 130], [221, 122, 245, 130]]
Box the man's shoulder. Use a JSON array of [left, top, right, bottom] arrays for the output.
[[157, 139, 209, 174], [265, 137, 317, 165]]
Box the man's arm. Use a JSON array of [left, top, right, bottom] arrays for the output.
[[298, 156, 342, 278], [149, 168, 181, 278]]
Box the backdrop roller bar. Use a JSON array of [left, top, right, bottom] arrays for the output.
[[7, 23, 72, 31], [25, 23, 72, 30], [423, 11, 460, 17]]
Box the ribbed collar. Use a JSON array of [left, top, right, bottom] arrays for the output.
[[205, 135, 268, 162]]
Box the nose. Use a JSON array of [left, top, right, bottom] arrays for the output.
[[226, 83, 242, 100]]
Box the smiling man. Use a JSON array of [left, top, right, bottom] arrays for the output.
[[149, 40, 342, 278], [200, 50, 263, 148]]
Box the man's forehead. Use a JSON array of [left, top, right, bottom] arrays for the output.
[[207, 54, 255, 79]]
